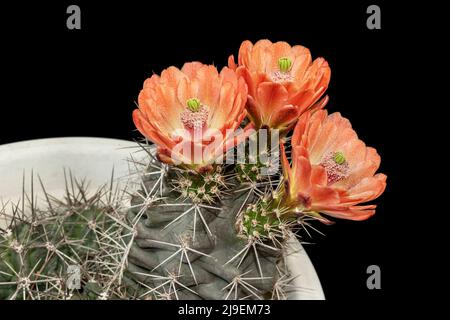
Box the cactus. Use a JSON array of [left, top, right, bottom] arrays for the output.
[[122, 144, 301, 300], [0, 142, 304, 300], [0, 172, 133, 300]]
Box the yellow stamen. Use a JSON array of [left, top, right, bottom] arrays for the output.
[[278, 57, 292, 72], [186, 98, 201, 112], [334, 152, 346, 165]]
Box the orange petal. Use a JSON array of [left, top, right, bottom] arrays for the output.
[[292, 110, 312, 148], [320, 206, 376, 221], [132, 109, 175, 150], [345, 174, 387, 204], [236, 66, 257, 98], [249, 39, 273, 73], [292, 153, 312, 192], [255, 82, 289, 124], [246, 95, 263, 128], [280, 143, 291, 182], [310, 165, 328, 186], [310, 186, 340, 207], [269, 104, 301, 130], [291, 46, 312, 80], [209, 81, 236, 129], [195, 65, 221, 107], [228, 55, 237, 70], [181, 62, 204, 78], [238, 40, 253, 68]]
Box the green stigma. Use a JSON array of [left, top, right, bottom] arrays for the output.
[[334, 152, 346, 165], [278, 57, 292, 72], [186, 98, 201, 112]]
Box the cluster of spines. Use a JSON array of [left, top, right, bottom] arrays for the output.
[[238, 198, 294, 242], [0, 172, 133, 300], [171, 165, 229, 204], [125, 143, 294, 300], [0, 136, 322, 300], [132, 141, 322, 300], [235, 151, 275, 184]]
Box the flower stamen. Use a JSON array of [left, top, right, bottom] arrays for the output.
[[181, 98, 209, 130], [321, 151, 349, 184], [278, 57, 292, 72], [271, 57, 294, 83], [186, 98, 201, 112]]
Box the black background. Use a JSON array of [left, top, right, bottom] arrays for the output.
[[1, 0, 410, 305]]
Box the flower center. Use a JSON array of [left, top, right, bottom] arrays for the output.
[[320, 151, 350, 184], [333, 151, 346, 165], [278, 57, 292, 72], [271, 57, 294, 83], [181, 98, 209, 130], [186, 98, 201, 112]]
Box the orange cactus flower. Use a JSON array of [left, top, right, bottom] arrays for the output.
[[228, 39, 331, 132], [280, 110, 387, 222], [132, 62, 251, 171]]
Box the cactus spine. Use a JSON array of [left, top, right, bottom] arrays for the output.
[[123, 143, 301, 300], [0, 172, 133, 300], [0, 143, 308, 300]]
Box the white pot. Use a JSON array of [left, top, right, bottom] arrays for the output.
[[0, 137, 324, 300]]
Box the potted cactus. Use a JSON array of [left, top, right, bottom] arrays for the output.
[[0, 39, 386, 300]]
